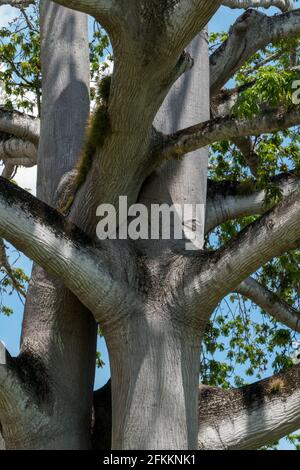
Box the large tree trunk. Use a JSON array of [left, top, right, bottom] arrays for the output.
[[108, 316, 201, 450], [106, 32, 210, 451], [3, 2, 97, 450]]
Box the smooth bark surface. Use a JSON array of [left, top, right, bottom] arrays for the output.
[[1, 0, 300, 451], [104, 32, 211, 450], [198, 365, 300, 449]]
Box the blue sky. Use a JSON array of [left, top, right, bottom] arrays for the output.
[[0, 4, 296, 448]]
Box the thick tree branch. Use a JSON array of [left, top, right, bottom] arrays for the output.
[[210, 8, 300, 95], [236, 277, 300, 332], [0, 138, 37, 166], [0, 177, 136, 325], [0, 107, 39, 145], [205, 172, 300, 233], [49, 0, 123, 29], [195, 187, 300, 311], [1, 157, 35, 168], [49, 0, 113, 12], [93, 365, 300, 451], [211, 82, 254, 119], [198, 364, 300, 449], [0, 343, 15, 411], [222, 0, 294, 11], [1, 162, 15, 179], [161, 1, 221, 52], [160, 106, 300, 162]]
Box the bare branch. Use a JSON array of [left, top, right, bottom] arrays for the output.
[[236, 277, 300, 332], [210, 8, 300, 95], [0, 176, 135, 324], [0, 107, 39, 145], [198, 364, 300, 449], [196, 187, 300, 311], [244, 51, 284, 75], [160, 106, 300, 162], [205, 172, 300, 233], [222, 0, 294, 11], [1, 157, 35, 168]]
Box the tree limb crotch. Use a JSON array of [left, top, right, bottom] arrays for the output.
[[0, 107, 39, 145]]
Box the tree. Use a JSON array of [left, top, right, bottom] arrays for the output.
[[0, 0, 300, 450]]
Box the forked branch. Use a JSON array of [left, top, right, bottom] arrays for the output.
[[0, 177, 134, 324]]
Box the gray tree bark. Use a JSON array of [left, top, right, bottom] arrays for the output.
[[1, 0, 300, 451]]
